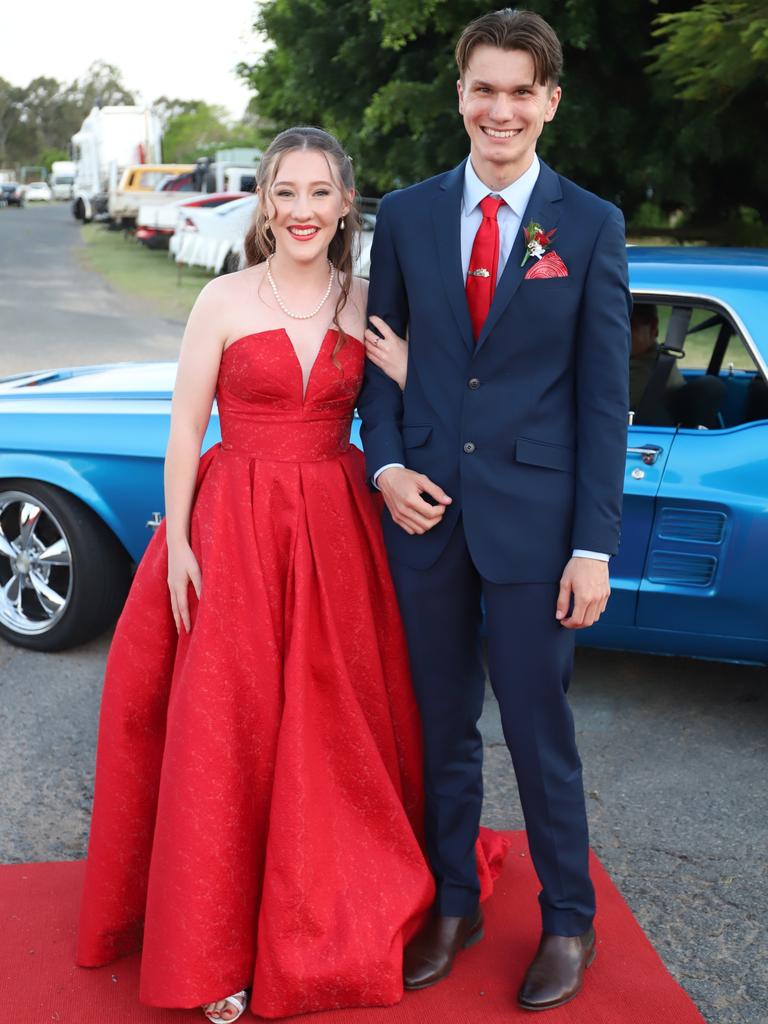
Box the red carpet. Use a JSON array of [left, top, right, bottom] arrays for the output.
[[0, 831, 704, 1024]]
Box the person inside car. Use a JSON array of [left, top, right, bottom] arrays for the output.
[[629, 303, 684, 414]]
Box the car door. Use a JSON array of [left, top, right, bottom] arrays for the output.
[[635, 313, 768, 655], [599, 424, 674, 626]]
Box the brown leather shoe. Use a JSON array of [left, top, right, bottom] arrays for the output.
[[403, 908, 484, 990], [517, 927, 596, 1011]]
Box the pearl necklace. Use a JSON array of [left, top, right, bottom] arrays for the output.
[[266, 254, 335, 320]]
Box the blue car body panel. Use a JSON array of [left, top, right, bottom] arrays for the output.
[[1, 249, 766, 663], [589, 248, 768, 663]]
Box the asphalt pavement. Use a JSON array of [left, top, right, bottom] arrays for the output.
[[1, 203, 767, 1024], [0, 202, 182, 375]]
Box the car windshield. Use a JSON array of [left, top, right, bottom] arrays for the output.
[[137, 171, 169, 189]]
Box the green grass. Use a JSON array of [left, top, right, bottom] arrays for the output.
[[78, 223, 213, 322]]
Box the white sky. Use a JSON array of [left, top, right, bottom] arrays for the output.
[[3, 0, 267, 119]]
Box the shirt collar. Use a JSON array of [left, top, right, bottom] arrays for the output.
[[462, 154, 540, 218]]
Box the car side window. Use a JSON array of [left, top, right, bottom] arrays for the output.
[[631, 299, 764, 430]]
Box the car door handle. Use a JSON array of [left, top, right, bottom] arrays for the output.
[[627, 444, 663, 465]]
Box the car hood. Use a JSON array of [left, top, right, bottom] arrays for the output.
[[0, 362, 178, 400]]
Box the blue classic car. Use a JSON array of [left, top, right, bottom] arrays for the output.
[[1, 247, 767, 660]]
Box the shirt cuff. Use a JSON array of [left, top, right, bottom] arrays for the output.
[[572, 549, 610, 562], [373, 463, 405, 489]]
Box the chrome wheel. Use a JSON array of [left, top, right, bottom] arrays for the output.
[[0, 490, 73, 637]]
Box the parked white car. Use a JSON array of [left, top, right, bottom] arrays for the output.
[[24, 181, 52, 202], [138, 191, 248, 250], [171, 195, 257, 275], [170, 200, 375, 278]]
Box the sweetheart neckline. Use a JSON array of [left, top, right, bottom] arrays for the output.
[[221, 327, 363, 404], [223, 326, 363, 356]]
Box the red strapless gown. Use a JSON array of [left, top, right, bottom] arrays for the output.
[[76, 328, 508, 1017]]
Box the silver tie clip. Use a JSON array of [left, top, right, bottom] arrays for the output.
[[468, 268, 490, 278]]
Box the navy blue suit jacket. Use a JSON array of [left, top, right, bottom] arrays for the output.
[[358, 159, 631, 583]]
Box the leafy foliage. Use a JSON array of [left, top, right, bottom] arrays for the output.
[[238, 0, 767, 228], [648, 1, 768, 100], [1, 67, 258, 182], [0, 62, 135, 171], [160, 102, 240, 162], [646, 0, 768, 225]]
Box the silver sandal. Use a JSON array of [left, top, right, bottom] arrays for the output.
[[202, 989, 248, 1022]]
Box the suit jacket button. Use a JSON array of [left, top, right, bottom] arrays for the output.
[[463, 441, 476, 454], [468, 377, 480, 389]]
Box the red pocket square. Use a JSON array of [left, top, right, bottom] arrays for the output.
[[524, 251, 569, 279]]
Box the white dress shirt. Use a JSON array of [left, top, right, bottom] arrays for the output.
[[460, 153, 540, 283], [373, 155, 609, 562]]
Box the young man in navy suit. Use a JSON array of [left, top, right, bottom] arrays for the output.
[[358, 7, 630, 1012]]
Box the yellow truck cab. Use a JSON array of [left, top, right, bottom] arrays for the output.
[[108, 164, 195, 223], [118, 164, 194, 192]]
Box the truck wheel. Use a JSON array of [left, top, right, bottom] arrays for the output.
[[0, 481, 131, 652], [73, 198, 92, 222]]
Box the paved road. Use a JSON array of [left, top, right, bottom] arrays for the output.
[[0, 203, 183, 375], [1, 202, 767, 1024]]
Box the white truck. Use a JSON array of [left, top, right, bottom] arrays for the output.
[[50, 160, 76, 200], [71, 105, 163, 222]]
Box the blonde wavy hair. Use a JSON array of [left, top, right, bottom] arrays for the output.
[[244, 126, 361, 355]]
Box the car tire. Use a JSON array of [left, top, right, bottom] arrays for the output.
[[0, 480, 131, 652], [221, 250, 240, 275]]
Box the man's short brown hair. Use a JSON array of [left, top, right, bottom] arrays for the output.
[[455, 8, 563, 87], [631, 303, 659, 327]]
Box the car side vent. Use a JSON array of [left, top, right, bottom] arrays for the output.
[[647, 551, 717, 587], [657, 508, 726, 544]]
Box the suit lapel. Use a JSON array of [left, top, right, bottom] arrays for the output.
[[432, 161, 475, 353], [475, 160, 563, 354]]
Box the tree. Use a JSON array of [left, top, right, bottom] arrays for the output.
[[66, 60, 135, 111], [648, 1, 768, 100], [14, 76, 81, 161], [238, 0, 698, 216], [239, 0, 768, 228], [161, 101, 239, 162], [0, 62, 136, 171], [153, 96, 204, 130], [0, 78, 23, 166], [648, 1, 768, 223]]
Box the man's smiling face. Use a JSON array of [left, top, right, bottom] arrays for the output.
[[457, 45, 561, 188]]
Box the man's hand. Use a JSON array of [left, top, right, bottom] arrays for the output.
[[377, 467, 452, 535], [556, 556, 610, 629]]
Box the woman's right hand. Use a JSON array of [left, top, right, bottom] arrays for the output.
[[167, 540, 202, 633]]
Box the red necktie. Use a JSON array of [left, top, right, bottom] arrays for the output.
[[466, 195, 504, 341]]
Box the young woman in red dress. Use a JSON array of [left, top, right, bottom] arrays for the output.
[[76, 127, 506, 1022]]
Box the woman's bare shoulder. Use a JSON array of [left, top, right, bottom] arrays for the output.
[[349, 274, 369, 316], [352, 274, 369, 301], [190, 265, 264, 324], [341, 275, 369, 339], [199, 264, 263, 301]]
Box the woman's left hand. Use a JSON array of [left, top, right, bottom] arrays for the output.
[[364, 315, 408, 391]]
